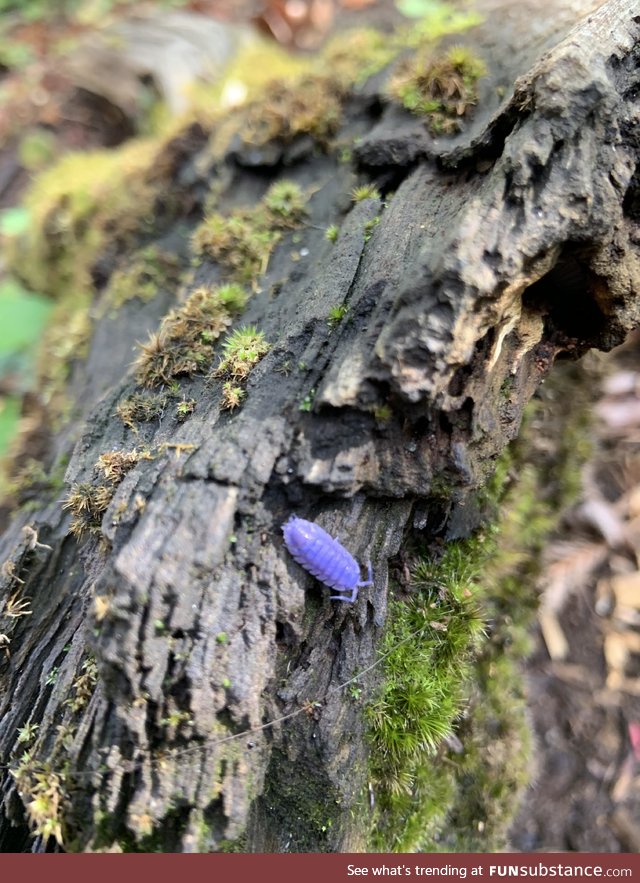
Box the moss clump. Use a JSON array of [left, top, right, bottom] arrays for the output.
[[262, 180, 307, 228], [367, 360, 597, 851], [11, 756, 69, 847], [214, 326, 270, 381], [95, 449, 151, 484], [100, 246, 182, 316], [62, 482, 115, 539], [363, 216, 381, 242], [367, 537, 487, 850], [391, 45, 487, 135], [133, 284, 248, 387], [116, 391, 169, 430], [63, 449, 148, 538], [325, 224, 339, 243], [327, 304, 349, 329], [7, 139, 159, 301], [230, 75, 343, 152], [192, 180, 307, 285], [220, 382, 246, 412], [351, 184, 380, 203], [175, 398, 196, 422]]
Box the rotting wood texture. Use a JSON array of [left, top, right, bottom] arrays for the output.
[[0, 0, 638, 853]]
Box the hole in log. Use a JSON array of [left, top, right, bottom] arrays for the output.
[[523, 248, 607, 343]]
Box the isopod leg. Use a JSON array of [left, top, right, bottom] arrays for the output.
[[330, 592, 357, 603], [329, 563, 373, 604]]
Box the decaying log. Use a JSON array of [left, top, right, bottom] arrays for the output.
[[0, 0, 638, 853]]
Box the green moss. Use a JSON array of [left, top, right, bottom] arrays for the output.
[[323, 28, 399, 87], [214, 325, 270, 381], [367, 365, 595, 851], [192, 180, 307, 285], [215, 75, 344, 159], [328, 304, 349, 329], [401, 3, 483, 48], [391, 45, 487, 135], [116, 391, 170, 430], [325, 224, 339, 243], [260, 748, 344, 852], [367, 536, 487, 851], [351, 184, 380, 203], [262, 180, 307, 227], [220, 382, 246, 412], [363, 216, 381, 242], [100, 246, 181, 316], [175, 398, 196, 422], [134, 284, 248, 387], [7, 139, 158, 301]]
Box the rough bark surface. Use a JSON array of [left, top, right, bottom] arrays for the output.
[[0, 0, 638, 853]]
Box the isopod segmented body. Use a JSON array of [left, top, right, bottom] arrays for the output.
[[282, 516, 373, 603]]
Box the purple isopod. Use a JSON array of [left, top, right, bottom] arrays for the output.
[[281, 516, 373, 603]]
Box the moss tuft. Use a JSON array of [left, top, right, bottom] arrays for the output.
[[328, 304, 349, 329], [391, 45, 487, 135], [263, 180, 307, 228], [116, 391, 169, 430], [214, 326, 270, 382], [100, 246, 182, 315], [220, 382, 246, 412], [62, 482, 115, 539], [351, 184, 380, 203], [134, 286, 235, 387], [325, 224, 339, 243], [7, 140, 159, 301], [192, 180, 307, 285]]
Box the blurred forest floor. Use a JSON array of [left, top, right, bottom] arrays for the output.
[[0, 0, 638, 853]]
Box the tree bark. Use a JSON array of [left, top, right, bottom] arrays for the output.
[[0, 0, 638, 853]]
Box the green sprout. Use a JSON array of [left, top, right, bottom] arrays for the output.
[[299, 389, 316, 412], [363, 216, 380, 242], [328, 304, 349, 329]]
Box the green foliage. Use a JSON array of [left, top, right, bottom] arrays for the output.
[[328, 304, 348, 329], [0, 277, 51, 357]]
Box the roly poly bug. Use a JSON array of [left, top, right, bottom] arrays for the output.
[[281, 516, 373, 603]]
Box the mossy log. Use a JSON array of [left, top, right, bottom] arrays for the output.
[[0, 0, 638, 853]]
